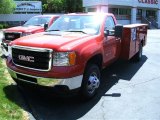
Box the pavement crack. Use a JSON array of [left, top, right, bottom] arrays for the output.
[[114, 76, 160, 90], [132, 76, 160, 86], [100, 98, 106, 120]]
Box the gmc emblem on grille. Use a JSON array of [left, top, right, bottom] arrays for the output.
[[18, 55, 35, 62], [7, 35, 15, 39]]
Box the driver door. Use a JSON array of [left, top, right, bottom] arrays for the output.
[[103, 16, 120, 65]]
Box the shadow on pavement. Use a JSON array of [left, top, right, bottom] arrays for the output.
[[3, 55, 147, 120]]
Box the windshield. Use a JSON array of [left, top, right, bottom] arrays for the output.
[[24, 16, 51, 26], [47, 15, 101, 35]]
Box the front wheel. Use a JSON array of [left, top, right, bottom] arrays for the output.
[[80, 64, 100, 100]]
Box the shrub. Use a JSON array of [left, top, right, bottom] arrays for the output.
[[0, 24, 9, 29], [3, 24, 9, 28], [0, 24, 3, 29]]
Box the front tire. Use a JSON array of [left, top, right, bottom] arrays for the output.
[[80, 64, 100, 100]]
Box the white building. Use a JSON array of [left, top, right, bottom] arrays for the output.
[[83, 0, 160, 28], [0, 1, 42, 26]]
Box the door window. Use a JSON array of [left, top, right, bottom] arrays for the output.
[[104, 16, 115, 30]]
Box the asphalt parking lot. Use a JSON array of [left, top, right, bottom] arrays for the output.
[[3, 30, 160, 120]]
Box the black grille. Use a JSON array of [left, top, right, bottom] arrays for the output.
[[12, 47, 51, 70], [5, 32, 21, 41]]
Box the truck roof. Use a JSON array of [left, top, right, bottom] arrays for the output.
[[33, 14, 60, 18], [124, 24, 148, 28], [67, 12, 114, 16]]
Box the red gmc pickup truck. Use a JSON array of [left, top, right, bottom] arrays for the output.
[[6, 13, 147, 99], [1, 15, 59, 57]]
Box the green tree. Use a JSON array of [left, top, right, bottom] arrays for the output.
[[40, 0, 83, 13], [0, 0, 16, 14], [64, 0, 83, 13], [41, 0, 64, 13]]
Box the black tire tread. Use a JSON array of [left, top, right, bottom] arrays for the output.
[[80, 63, 100, 100]]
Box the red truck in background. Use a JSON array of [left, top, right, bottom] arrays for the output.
[[6, 13, 147, 100], [1, 15, 60, 57]]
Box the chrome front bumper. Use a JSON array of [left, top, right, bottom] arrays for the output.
[[8, 68, 83, 90]]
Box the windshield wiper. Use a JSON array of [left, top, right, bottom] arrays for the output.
[[46, 29, 60, 32], [34, 24, 42, 26], [23, 24, 42, 27], [65, 30, 87, 34]]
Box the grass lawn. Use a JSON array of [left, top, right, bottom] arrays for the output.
[[0, 54, 29, 120]]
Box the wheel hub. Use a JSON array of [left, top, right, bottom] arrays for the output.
[[87, 75, 100, 93]]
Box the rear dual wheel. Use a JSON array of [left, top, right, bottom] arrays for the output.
[[134, 43, 143, 62]]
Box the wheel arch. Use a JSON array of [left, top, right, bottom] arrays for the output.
[[85, 54, 103, 72]]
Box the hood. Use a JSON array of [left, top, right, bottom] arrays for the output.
[[11, 32, 93, 51], [5, 26, 43, 33]]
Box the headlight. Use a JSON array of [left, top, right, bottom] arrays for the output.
[[0, 30, 4, 43], [8, 45, 12, 57], [22, 32, 32, 36], [53, 52, 76, 66]]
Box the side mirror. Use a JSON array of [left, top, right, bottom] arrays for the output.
[[44, 23, 48, 31], [22, 21, 26, 25], [115, 24, 123, 38], [104, 29, 115, 37]]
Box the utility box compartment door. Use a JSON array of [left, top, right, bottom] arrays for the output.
[[120, 24, 147, 60]]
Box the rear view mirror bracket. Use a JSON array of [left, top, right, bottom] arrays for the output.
[[44, 23, 49, 31]]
